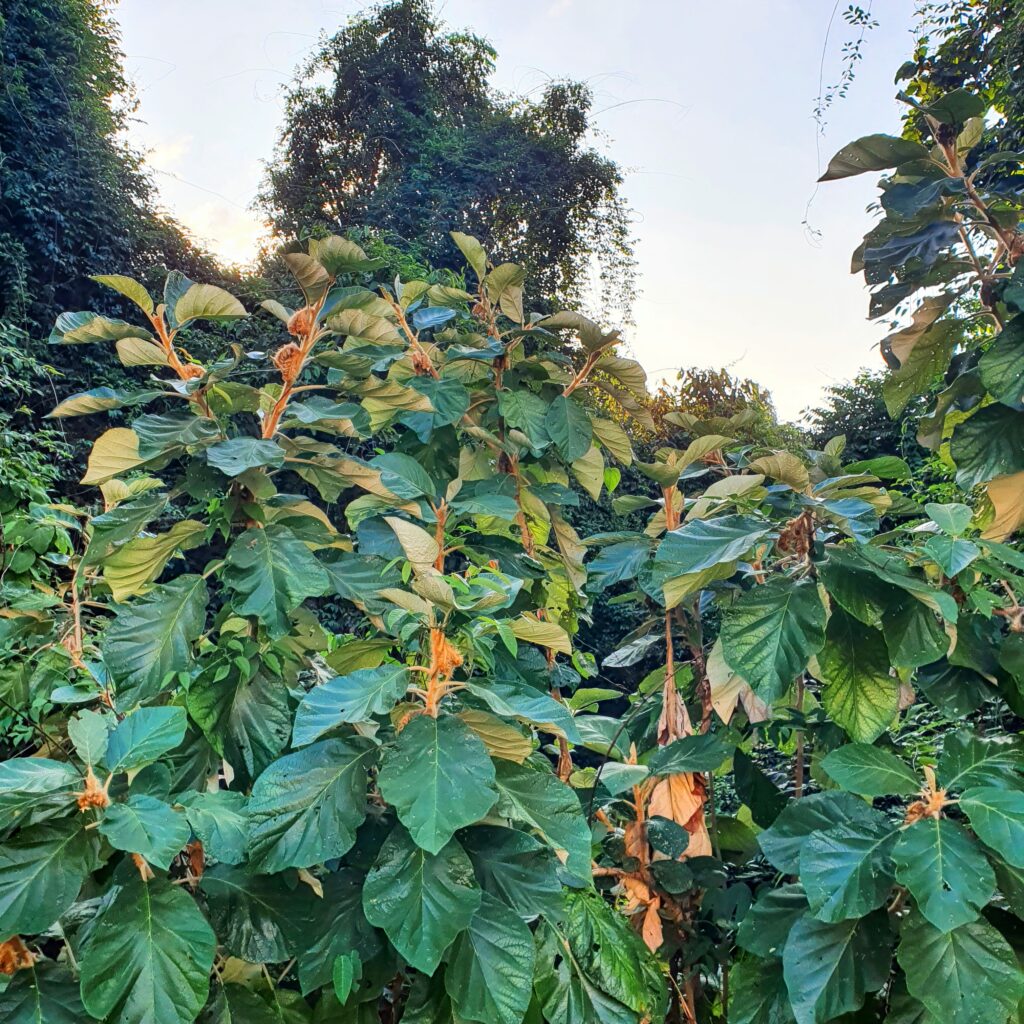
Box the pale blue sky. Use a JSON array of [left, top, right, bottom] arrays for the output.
[[115, 0, 917, 420]]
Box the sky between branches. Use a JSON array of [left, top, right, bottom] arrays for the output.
[[116, 0, 916, 420]]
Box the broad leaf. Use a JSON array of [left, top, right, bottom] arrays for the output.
[[104, 706, 187, 774], [897, 912, 1024, 1024], [247, 737, 375, 872], [821, 744, 920, 797], [104, 575, 208, 707], [937, 731, 1022, 791], [721, 579, 826, 702], [206, 438, 285, 477], [758, 792, 881, 874], [0, 963, 85, 1024], [817, 609, 899, 743], [178, 790, 248, 865], [647, 732, 733, 774], [445, 892, 535, 1024], [99, 795, 190, 869], [378, 714, 498, 853], [361, 826, 480, 973], [0, 758, 81, 831], [799, 820, 898, 922], [959, 787, 1024, 867], [0, 820, 97, 934], [782, 911, 891, 1024], [80, 873, 216, 1024], [736, 884, 809, 959], [492, 760, 592, 879], [545, 395, 593, 464], [819, 134, 930, 181], [292, 665, 410, 744], [729, 957, 794, 1024], [892, 818, 994, 931], [223, 524, 329, 638]]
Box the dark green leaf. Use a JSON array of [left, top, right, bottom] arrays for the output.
[[647, 732, 732, 774], [103, 706, 187, 774], [99, 795, 190, 869], [178, 790, 248, 865], [206, 438, 285, 477], [960, 787, 1024, 867], [0, 963, 85, 1024], [545, 395, 593, 463], [819, 134, 930, 181], [292, 666, 410, 744], [821, 744, 920, 797], [736, 884, 809, 959]]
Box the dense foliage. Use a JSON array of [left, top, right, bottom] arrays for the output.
[[259, 0, 636, 321], [2, 5, 1024, 1024]]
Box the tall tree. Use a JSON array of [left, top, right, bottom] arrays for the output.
[[259, 0, 635, 319], [0, 0, 213, 332]]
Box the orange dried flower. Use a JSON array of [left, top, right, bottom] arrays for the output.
[[287, 305, 316, 338], [75, 766, 110, 811], [179, 363, 205, 381], [0, 937, 34, 975], [272, 342, 304, 383], [131, 853, 155, 881]]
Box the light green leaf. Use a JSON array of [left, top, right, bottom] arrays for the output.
[[893, 818, 995, 931], [80, 873, 216, 1024], [68, 709, 110, 767], [99, 795, 190, 869], [223, 524, 329, 639], [247, 737, 375, 872], [937, 731, 1023, 791], [821, 744, 920, 797], [922, 535, 979, 577], [174, 283, 246, 324], [450, 232, 487, 280], [924, 501, 973, 536], [104, 575, 208, 707], [378, 714, 498, 853], [656, 514, 772, 577], [90, 275, 155, 315], [102, 520, 206, 602], [49, 310, 153, 345], [81, 427, 146, 485], [721, 578, 826, 702], [897, 912, 1024, 1024], [445, 892, 535, 1024], [818, 609, 899, 743], [362, 826, 481, 973], [116, 336, 170, 367]]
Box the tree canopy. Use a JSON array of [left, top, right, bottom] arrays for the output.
[[259, 0, 635, 320]]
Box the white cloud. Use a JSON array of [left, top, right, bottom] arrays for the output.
[[176, 201, 267, 267]]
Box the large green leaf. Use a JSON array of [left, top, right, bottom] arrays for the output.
[[729, 957, 795, 1024], [535, 890, 667, 1024], [819, 134, 930, 181], [103, 706, 187, 774], [950, 404, 1024, 489], [960, 787, 1024, 867], [937, 731, 1022, 791], [0, 963, 85, 1024], [799, 820, 898, 923], [104, 575, 208, 707], [492, 760, 591, 880], [892, 818, 994, 931], [720, 578, 826, 702], [378, 714, 498, 853], [820, 744, 920, 797], [817, 609, 899, 743], [0, 758, 81, 831], [979, 316, 1024, 409], [896, 912, 1024, 1024], [187, 669, 291, 785], [200, 864, 311, 963], [292, 665, 410, 745], [101, 519, 205, 602], [223, 525, 329, 638], [247, 737, 375, 872], [736, 884, 809, 959], [98, 795, 190, 869], [782, 911, 891, 1024], [296, 869, 384, 996], [656, 514, 772, 577], [460, 825, 564, 919], [0, 820, 97, 934], [545, 396, 593, 464], [206, 438, 285, 477], [174, 282, 247, 324], [80, 873, 216, 1024], [445, 892, 535, 1024], [361, 826, 480, 973], [757, 793, 881, 874]]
